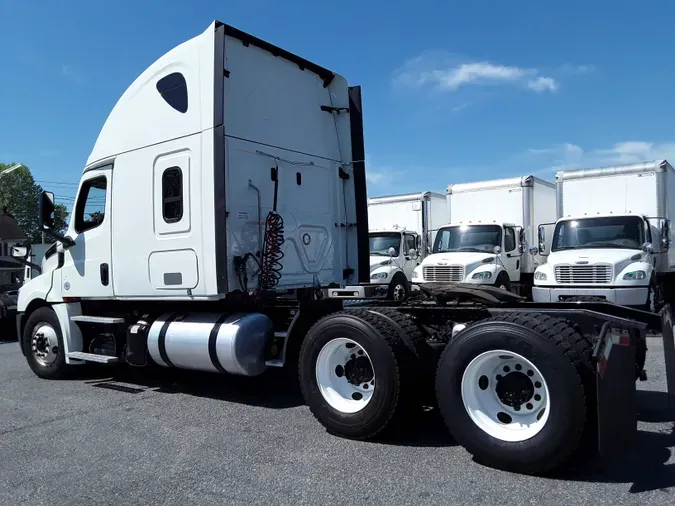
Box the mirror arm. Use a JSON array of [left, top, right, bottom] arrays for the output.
[[10, 256, 42, 274], [43, 229, 75, 248]]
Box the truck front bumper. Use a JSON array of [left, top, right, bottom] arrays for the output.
[[532, 286, 649, 307]]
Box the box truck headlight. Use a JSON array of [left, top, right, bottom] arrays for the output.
[[371, 272, 388, 280], [472, 271, 492, 280], [534, 271, 547, 280], [623, 270, 646, 280]]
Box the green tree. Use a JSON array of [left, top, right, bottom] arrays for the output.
[[0, 162, 69, 244]]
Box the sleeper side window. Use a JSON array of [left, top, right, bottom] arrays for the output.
[[162, 167, 183, 223], [74, 176, 107, 233]]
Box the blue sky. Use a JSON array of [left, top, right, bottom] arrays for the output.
[[2, 0, 675, 212]]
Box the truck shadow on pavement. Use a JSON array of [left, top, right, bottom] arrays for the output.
[[551, 390, 675, 494], [78, 365, 457, 448]]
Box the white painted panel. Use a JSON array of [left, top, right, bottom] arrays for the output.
[[111, 133, 206, 298], [368, 201, 422, 234], [224, 137, 347, 291], [223, 35, 350, 166], [449, 186, 524, 226], [562, 173, 657, 217], [149, 249, 199, 289]]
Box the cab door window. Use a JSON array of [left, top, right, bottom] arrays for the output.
[[74, 175, 107, 233]]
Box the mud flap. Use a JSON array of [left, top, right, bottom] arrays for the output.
[[594, 322, 637, 460]]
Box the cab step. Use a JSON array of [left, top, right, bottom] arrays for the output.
[[70, 315, 125, 325], [67, 351, 119, 364]]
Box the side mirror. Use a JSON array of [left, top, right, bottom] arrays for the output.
[[493, 245, 502, 255], [528, 246, 539, 256], [518, 229, 525, 253], [538, 225, 551, 256], [409, 248, 419, 260], [39, 191, 56, 230], [387, 247, 397, 257], [10, 245, 29, 260], [643, 242, 654, 254]]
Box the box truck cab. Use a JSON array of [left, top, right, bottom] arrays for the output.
[[368, 228, 420, 300], [532, 160, 674, 310], [413, 221, 524, 290], [366, 192, 446, 300], [412, 176, 556, 296]]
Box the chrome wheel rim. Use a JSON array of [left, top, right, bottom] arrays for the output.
[[31, 323, 59, 367]]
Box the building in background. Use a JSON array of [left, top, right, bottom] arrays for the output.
[[0, 207, 27, 287]]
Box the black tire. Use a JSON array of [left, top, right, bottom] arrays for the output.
[[387, 273, 409, 301], [494, 272, 511, 292], [435, 312, 594, 475], [22, 307, 70, 380], [298, 308, 423, 440]]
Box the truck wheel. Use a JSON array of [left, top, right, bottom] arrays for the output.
[[388, 273, 409, 301], [494, 272, 511, 292], [22, 307, 70, 380], [435, 312, 593, 474], [298, 308, 422, 440]]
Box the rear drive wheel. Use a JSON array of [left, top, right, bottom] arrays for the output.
[[299, 309, 422, 440], [22, 307, 70, 380], [435, 312, 593, 474]]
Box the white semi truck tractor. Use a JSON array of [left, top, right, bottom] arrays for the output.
[[413, 176, 556, 298], [366, 191, 446, 300], [533, 160, 674, 311], [11, 21, 675, 476]]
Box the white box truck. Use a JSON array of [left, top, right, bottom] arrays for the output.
[[9, 20, 673, 477], [366, 191, 445, 300], [533, 160, 673, 311], [413, 175, 557, 296]]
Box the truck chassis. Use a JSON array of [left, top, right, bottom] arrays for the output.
[[15, 283, 675, 476]]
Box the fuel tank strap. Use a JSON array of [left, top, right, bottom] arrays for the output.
[[158, 313, 181, 367], [208, 314, 231, 373]]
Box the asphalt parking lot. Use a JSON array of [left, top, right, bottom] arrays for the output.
[[1, 337, 674, 506]]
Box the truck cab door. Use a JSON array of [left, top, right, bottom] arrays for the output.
[[502, 226, 521, 282], [59, 165, 114, 298], [402, 233, 419, 281]]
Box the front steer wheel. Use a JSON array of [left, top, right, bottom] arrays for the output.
[[22, 307, 71, 380], [435, 312, 594, 475], [298, 308, 425, 440]]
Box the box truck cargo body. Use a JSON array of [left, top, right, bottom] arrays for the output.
[[366, 191, 445, 299], [532, 160, 674, 310], [413, 175, 556, 296]]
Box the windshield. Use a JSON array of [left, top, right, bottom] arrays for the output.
[[551, 216, 645, 252], [433, 225, 502, 253], [369, 233, 401, 256]]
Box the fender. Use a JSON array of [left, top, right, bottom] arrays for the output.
[[465, 263, 506, 284]]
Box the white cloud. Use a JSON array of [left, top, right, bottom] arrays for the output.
[[393, 52, 562, 94], [527, 77, 558, 93], [366, 170, 387, 185], [526, 141, 675, 176]]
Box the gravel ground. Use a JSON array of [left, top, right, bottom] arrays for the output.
[[1, 336, 674, 506]]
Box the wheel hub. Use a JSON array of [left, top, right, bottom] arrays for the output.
[[316, 337, 376, 414], [31, 324, 58, 367], [344, 355, 374, 385], [495, 372, 534, 408]]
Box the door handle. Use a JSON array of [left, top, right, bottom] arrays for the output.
[[100, 263, 110, 286]]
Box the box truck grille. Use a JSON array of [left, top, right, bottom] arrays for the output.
[[423, 265, 464, 282], [554, 264, 613, 284]]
